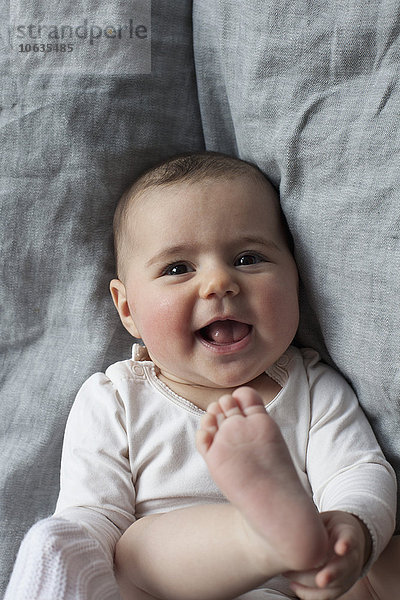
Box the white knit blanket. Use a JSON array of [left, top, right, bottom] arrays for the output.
[[5, 518, 121, 600]]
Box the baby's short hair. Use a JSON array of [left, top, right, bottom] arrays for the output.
[[113, 151, 277, 279]]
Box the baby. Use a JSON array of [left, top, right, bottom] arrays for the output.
[[6, 151, 396, 600], [105, 152, 395, 599]]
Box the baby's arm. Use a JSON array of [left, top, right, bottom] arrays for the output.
[[5, 372, 136, 600], [296, 351, 397, 599], [305, 350, 396, 565], [286, 510, 372, 600]]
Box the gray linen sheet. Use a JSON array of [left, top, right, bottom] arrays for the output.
[[1, 0, 400, 596], [0, 2, 204, 596], [194, 0, 400, 526]]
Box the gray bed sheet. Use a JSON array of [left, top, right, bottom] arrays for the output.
[[0, 1, 204, 596], [194, 0, 400, 528]]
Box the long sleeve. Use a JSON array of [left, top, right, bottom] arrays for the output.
[[54, 372, 136, 555], [5, 372, 136, 600], [303, 349, 397, 567]]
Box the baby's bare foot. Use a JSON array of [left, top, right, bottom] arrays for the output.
[[196, 387, 328, 573]]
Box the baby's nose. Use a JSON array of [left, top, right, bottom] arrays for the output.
[[199, 267, 240, 299]]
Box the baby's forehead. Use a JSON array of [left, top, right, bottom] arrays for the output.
[[128, 172, 276, 212], [124, 177, 281, 245], [121, 177, 280, 251]]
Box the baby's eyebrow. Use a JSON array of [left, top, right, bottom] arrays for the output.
[[238, 236, 280, 252], [145, 244, 194, 267]]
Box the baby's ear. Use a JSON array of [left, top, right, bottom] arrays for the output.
[[109, 279, 141, 339]]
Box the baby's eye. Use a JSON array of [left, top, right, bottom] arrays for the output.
[[234, 253, 265, 267], [162, 262, 193, 276]]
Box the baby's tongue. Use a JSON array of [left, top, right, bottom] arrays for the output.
[[203, 320, 250, 344]]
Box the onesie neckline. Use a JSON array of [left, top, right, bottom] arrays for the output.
[[130, 343, 291, 416]]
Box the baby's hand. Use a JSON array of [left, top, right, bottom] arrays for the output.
[[285, 510, 371, 600]]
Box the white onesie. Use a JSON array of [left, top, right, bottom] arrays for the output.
[[6, 345, 397, 600]]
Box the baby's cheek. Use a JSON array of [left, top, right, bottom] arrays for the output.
[[138, 296, 183, 348], [259, 281, 299, 332]]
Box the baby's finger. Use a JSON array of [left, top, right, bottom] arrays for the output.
[[321, 511, 361, 558], [290, 579, 342, 600], [287, 560, 344, 593], [314, 551, 357, 592], [285, 568, 319, 588], [314, 563, 337, 589], [332, 523, 356, 557], [334, 535, 351, 557], [286, 547, 346, 589]]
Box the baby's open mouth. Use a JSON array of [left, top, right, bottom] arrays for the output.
[[198, 320, 252, 345]]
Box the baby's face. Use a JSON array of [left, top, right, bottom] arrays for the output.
[[113, 175, 299, 391]]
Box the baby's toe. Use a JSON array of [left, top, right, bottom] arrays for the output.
[[200, 411, 218, 434], [195, 428, 214, 456], [196, 412, 219, 455], [219, 394, 244, 418], [232, 387, 267, 415]]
